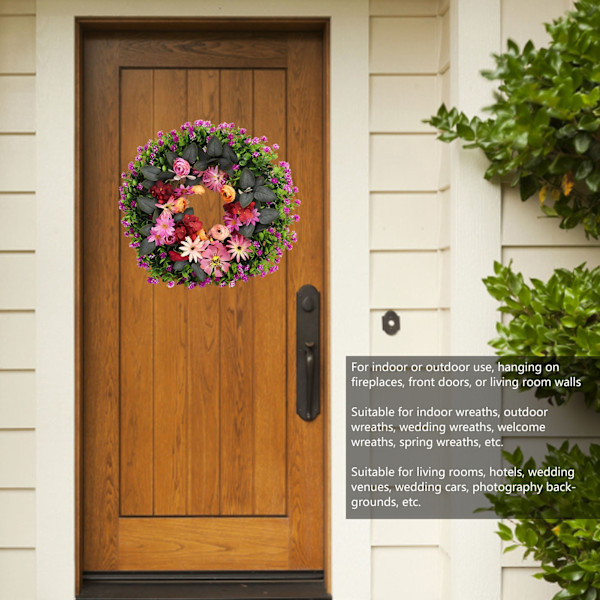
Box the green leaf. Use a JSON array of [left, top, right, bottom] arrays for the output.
[[182, 142, 199, 164], [207, 136, 223, 158], [238, 224, 255, 237], [239, 191, 255, 208], [574, 133, 592, 154], [239, 167, 256, 190], [520, 175, 539, 201], [258, 207, 279, 224], [254, 186, 277, 203], [140, 224, 152, 236], [222, 144, 239, 164], [585, 170, 600, 192], [138, 238, 156, 257], [575, 159, 594, 181], [191, 263, 207, 281], [165, 151, 178, 167], [173, 260, 187, 272], [141, 165, 161, 181], [137, 196, 157, 214]]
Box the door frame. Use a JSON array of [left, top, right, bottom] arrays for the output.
[[36, 2, 370, 599]]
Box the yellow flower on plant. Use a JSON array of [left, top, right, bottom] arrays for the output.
[[539, 185, 548, 205], [552, 525, 561, 535], [562, 172, 574, 197], [191, 185, 206, 196]]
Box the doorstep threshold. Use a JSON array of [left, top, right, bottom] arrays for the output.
[[77, 573, 331, 600]]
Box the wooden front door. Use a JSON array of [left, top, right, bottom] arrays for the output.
[[80, 24, 326, 573]]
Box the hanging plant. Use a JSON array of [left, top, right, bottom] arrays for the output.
[[119, 120, 299, 289], [427, 0, 600, 238]]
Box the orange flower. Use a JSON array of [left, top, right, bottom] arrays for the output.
[[561, 172, 574, 197], [220, 184, 236, 203], [191, 185, 206, 196], [197, 228, 208, 241], [172, 197, 188, 213]]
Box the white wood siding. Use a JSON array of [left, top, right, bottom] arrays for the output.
[[0, 9, 36, 599]]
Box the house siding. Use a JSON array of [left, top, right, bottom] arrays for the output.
[[0, 7, 37, 600]]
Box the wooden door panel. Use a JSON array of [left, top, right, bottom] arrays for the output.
[[82, 28, 324, 572]]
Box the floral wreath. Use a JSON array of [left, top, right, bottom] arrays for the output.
[[119, 120, 299, 289]]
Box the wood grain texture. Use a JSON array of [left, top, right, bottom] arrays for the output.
[[82, 35, 120, 570], [252, 69, 288, 516], [286, 33, 325, 569], [119, 69, 155, 516], [218, 69, 256, 516], [186, 69, 222, 516], [82, 26, 326, 572], [119, 517, 289, 570], [152, 69, 190, 516]]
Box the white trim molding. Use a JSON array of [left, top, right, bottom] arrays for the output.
[[36, 1, 370, 599]]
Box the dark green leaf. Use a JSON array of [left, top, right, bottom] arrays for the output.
[[519, 175, 539, 201], [141, 179, 154, 190], [157, 170, 174, 181], [239, 224, 255, 237], [574, 133, 592, 154], [165, 151, 178, 167], [182, 142, 199, 164], [141, 165, 161, 181], [254, 186, 277, 203], [217, 157, 233, 170], [258, 207, 279, 224], [191, 263, 207, 281], [239, 167, 256, 189], [138, 238, 156, 257], [138, 196, 157, 214], [207, 136, 223, 157], [194, 151, 210, 171], [173, 260, 187, 272], [253, 222, 268, 234], [222, 144, 239, 164], [140, 223, 152, 236], [174, 212, 185, 223], [239, 191, 255, 208]]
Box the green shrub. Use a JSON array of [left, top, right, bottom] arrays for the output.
[[427, 0, 600, 238], [486, 443, 600, 600], [483, 261, 600, 409]]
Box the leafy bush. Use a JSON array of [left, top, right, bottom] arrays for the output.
[[483, 261, 600, 409], [427, 0, 600, 238], [486, 443, 600, 600]]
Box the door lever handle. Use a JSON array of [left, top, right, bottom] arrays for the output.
[[305, 342, 315, 419], [297, 285, 320, 421]]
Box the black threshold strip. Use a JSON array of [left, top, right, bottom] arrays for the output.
[[77, 572, 332, 600]]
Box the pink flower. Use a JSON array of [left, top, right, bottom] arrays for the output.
[[179, 236, 209, 263], [200, 241, 231, 278], [149, 211, 175, 245], [202, 165, 226, 192], [226, 234, 253, 263], [173, 158, 191, 180], [209, 224, 230, 241], [223, 212, 240, 232]]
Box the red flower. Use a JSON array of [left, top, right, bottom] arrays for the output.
[[174, 224, 187, 241], [168, 250, 187, 262], [183, 214, 203, 236], [150, 181, 173, 203]]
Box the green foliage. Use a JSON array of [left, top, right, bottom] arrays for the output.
[[483, 261, 600, 409], [486, 443, 600, 600], [427, 0, 600, 238]]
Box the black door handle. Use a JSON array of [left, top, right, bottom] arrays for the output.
[[297, 285, 320, 421]]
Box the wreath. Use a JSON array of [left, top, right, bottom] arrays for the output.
[[119, 120, 299, 289]]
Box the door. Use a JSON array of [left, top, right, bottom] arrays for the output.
[[80, 24, 326, 573]]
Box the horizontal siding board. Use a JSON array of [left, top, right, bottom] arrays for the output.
[[502, 567, 558, 600], [501, 0, 568, 47], [0, 17, 35, 74], [0, 371, 35, 428], [370, 134, 440, 191], [0, 1, 35, 14], [371, 518, 441, 546], [439, 248, 450, 308], [370, 193, 440, 250], [0, 313, 35, 369], [0, 254, 35, 309], [0, 195, 35, 250], [370, 75, 438, 133], [0, 490, 34, 547], [371, 309, 439, 354], [370, 252, 439, 308], [0, 137, 35, 191], [372, 547, 441, 600], [0, 430, 35, 487], [370, 0, 439, 16], [502, 247, 600, 281], [0, 76, 35, 132], [502, 186, 599, 247], [0, 549, 35, 600], [439, 9, 450, 71], [370, 17, 439, 73]]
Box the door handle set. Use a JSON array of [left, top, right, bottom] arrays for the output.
[[296, 285, 320, 421]]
